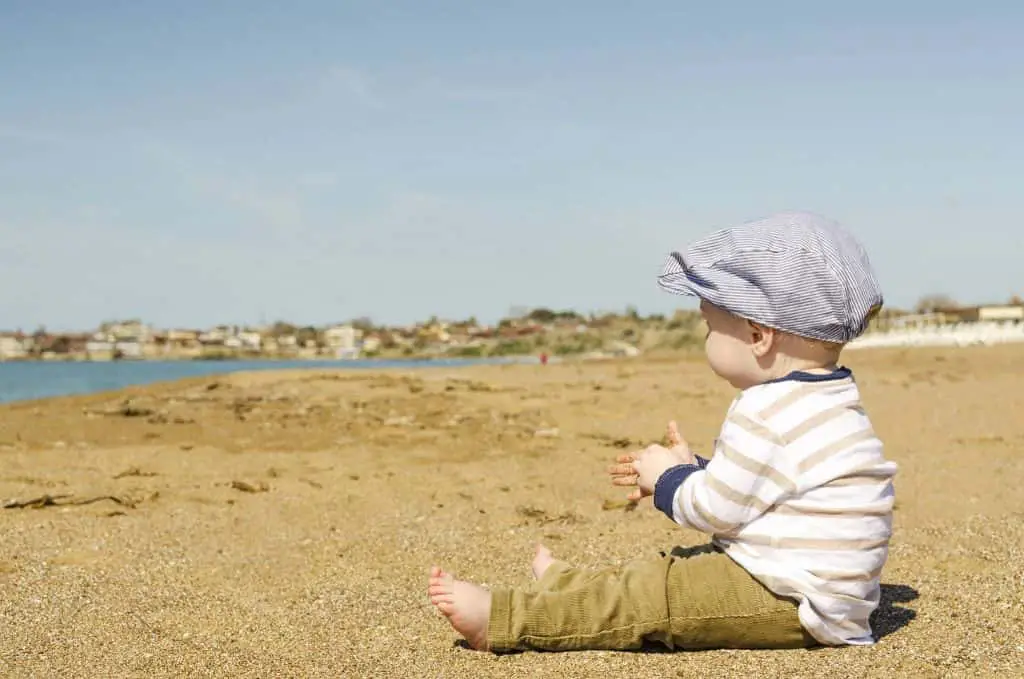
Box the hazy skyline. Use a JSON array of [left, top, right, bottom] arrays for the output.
[[2, 2, 1022, 331]]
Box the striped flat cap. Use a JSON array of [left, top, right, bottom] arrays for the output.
[[658, 211, 883, 343]]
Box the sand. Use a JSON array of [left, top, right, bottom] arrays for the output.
[[1, 346, 1022, 678]]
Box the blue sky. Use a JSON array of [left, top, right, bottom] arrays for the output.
[[1, 1, 1022, 330]]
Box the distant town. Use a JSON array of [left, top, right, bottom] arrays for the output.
[[1, 297, 1022, 362], [0, 307, 670, 363]]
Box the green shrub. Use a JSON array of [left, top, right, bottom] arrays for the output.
[[489, 339, 534, 356], [554, 333, 604, 355], [450, 345, 485, 358]]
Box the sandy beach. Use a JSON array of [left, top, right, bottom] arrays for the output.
[[1, 345, 1022, 678]]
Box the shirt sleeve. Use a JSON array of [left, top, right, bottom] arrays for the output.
[[656, 410, 796, 534]]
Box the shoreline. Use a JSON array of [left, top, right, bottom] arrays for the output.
[[0, 343, 1007, 408], [0, 353, 539, 363], [0, 354, 553, 407], [0, 354, 540, 364]]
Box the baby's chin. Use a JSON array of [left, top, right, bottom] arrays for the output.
[[708, 364, 759, 390]]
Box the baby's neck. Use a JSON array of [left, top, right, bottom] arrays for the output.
[[760, 354, 840, 383]]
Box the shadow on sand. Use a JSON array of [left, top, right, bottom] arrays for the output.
[[871, 583, 919, 640]]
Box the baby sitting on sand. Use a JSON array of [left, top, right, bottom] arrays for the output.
[[428, 212, 898, 652]]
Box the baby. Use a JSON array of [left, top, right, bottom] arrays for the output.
[[428, 211, 897, 652]]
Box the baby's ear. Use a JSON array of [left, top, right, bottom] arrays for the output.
[[747, 320, 775, 357]]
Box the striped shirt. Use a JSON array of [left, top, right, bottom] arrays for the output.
[[655, 367, 897, 646]]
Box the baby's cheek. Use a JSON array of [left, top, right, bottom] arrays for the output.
[[704, 334, 719, 360], [704, 337, 735, 379]]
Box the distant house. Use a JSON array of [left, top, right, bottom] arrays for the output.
[[0, 335, 27, 360], [113, 340, 144, 359], [890, 312, 944, 329], [324, 324, 360, 358], [416, 322, 450, 343], [84, 337, 141, 360], [936, 304, 1024, 324], [198, 328, 228, 346], [166, 329, 200, 345], [978, 304, 1024, 322], [162, 330, 200, 354], [236, 331, 262, 351], [85, 338, 114, 356], [100, 320, 152, 342]]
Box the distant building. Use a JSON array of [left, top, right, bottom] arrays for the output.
[[166, 329, 200, 344], [85, 338, 114, 357], [417, 322, 450, 343], [890, 312, 945, 329], [936, 304, 1024, 324], [236, 331, 262, 351], [99, 320, 152, 342], [164, 330, 201, 354], [114, 340, 144, 359], [978, 305, 1024, 322], [324, 324, 360, 358], [0, 335, 27, 360], [198, 328, 229, 345]]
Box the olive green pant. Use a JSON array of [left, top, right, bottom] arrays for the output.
[[487, 543, 816, 652]]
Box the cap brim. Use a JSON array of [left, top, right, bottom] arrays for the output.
[[657, 251, 702, 297]]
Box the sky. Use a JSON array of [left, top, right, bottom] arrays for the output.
[[1, 1, 1022, 331]]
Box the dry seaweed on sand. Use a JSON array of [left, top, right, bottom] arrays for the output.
[[2, 494, 138, 510]]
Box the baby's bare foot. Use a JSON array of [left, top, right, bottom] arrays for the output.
[[531, 543, 555, 580], [428, 566, 492, 650]]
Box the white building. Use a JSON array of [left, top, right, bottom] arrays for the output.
[[0, 336, 27, 360], [978, 305, 1024, 322], [324, 324, 360, 359], [113, 340, 144, 359], [98, 320, 152, 342], [85, 339, 114, 355], [236, 331, 262, 351]]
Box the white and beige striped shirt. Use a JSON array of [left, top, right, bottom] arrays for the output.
[[663, 368, 897, 646]]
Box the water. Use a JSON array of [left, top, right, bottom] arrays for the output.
[[0, 357, 527, 405]]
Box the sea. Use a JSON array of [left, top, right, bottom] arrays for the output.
[[0, 357, 529, 405]]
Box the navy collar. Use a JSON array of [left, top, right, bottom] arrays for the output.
[[763, 366, 852, 385]]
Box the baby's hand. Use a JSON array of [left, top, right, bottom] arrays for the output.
[[608, 421, 696, 501], [664, 421, 696, 464], [631, 445, 683, 498]]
